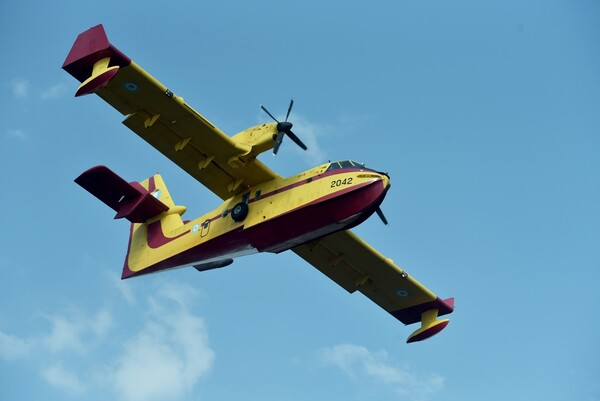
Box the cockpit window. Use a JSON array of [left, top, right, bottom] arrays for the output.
[[326, 161, 342, 171], [326, 160, 371, 172]]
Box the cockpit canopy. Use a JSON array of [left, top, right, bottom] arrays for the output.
[[325, 160, 375, 172]]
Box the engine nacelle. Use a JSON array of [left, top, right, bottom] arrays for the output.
[[231, 123, 278, 157]]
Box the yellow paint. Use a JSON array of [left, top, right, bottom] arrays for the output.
[[76, 57, 119, 96], [144, 114, 160, 128]]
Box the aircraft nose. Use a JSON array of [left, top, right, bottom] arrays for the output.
[[380, 172, 390, 189]]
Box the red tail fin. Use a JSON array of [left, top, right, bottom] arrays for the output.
[[75, 165, 168, 223]]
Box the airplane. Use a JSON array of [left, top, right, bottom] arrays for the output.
[[63, 24, 454, 343]]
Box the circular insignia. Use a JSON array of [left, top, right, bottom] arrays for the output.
[[124, 82, 139, 92], [192, 224, 200, 233], [395, 289, 409, 297]]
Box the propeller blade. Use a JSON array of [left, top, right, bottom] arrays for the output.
[[273, 132, 285, 155], [261, 100, 307, 155], [284, 98, 294, 122], [260, 105, 279, 123], [376, 207, 389, 225], [286, 130, 308, 151]]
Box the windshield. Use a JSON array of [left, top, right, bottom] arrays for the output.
[[325, 160, 374, 172]]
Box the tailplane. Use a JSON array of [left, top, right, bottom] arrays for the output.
[[75, 165, 169, 223], [76, 166, 188, 279]]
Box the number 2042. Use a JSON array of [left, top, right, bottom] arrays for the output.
[[330, 177, 353, 188]]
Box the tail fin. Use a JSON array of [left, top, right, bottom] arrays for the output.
[[76, 166, 188, 279]]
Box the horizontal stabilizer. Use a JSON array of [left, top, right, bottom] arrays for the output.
[[75, 165, 168, 223]]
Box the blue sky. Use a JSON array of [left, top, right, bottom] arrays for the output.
[[1, 1, 599, 400]]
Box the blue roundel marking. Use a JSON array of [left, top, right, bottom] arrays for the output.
[[395, 289, 409, 297], [124, 81, 139, 92], [192, 224, 200, 233]]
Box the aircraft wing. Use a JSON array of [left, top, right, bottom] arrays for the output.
[[293, 230, 454, 343], [63, 24, 279, 200]]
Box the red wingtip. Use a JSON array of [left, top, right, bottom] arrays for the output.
[[63, 24, 130, 83]]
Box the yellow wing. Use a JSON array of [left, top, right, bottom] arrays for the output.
[[293, 230, 454, 343], [63, 24, 280, 200]]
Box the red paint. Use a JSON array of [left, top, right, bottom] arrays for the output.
[[122, 227, 253, 278], [147, 176, 156, 192], [146, 221, 190, 249], [249, 178, 388, 252], [75, 165, 168, 223], [62, 24, 131, 84], [75, 67, 120, 97], [406, 320, 450, 343]]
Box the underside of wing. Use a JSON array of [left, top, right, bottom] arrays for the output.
[[63, 24, 280, 200], [293, 230, 454, 343]]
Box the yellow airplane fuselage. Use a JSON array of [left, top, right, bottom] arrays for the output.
[[123, 161, 390, 278]]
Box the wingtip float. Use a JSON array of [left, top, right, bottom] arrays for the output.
[[62, 24, 130, 97], [64, 25, 454, 344]]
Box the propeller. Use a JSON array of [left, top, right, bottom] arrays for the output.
[[260, 99, 308, 155], [375, 207, 389, 225]]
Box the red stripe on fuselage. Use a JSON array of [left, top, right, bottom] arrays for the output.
[[147, 221, 190, 249]]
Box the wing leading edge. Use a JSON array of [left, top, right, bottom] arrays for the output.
[[293, 230, 454, 343], [63, 24, 280, 200]]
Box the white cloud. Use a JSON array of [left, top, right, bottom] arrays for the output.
[[89, 308, 114, 339], [9, 77, 29, 98], [42, 308, 114, 354], [0, 330, 34, 360], [40, 361, 86, 395], [112, 283, 214, 401], [40, 83, 69, 99], [107, 272, 137, 305], [0, 281, 214, 401], [290, 114, 328, 166], [43, 315, 87, 354], [320, 343, 444, 399]]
